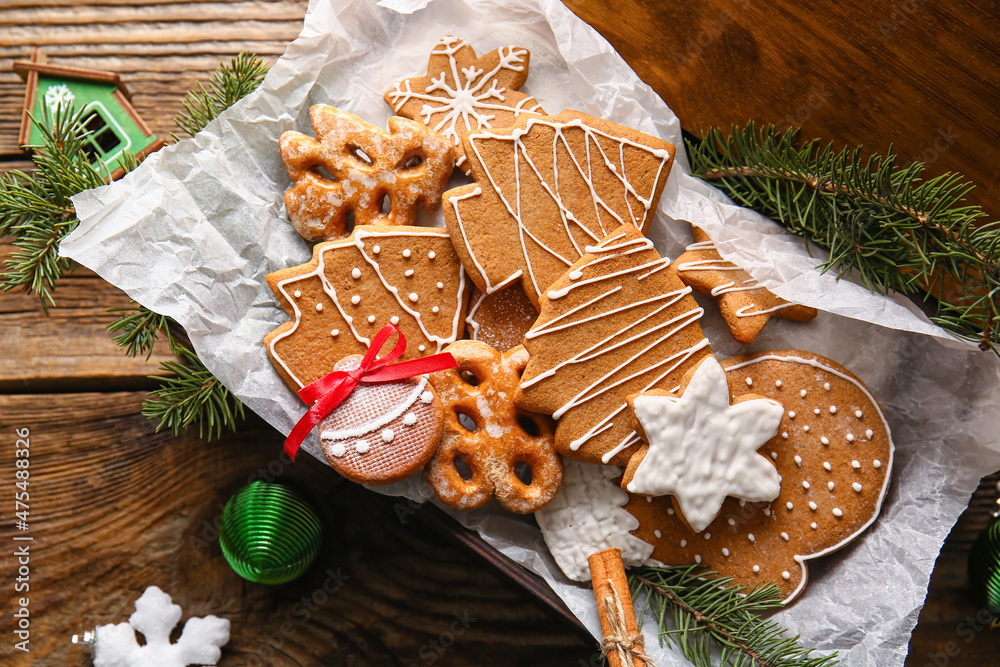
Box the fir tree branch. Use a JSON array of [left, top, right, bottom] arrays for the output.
[[142, 343, 244, 440], [107, 302, 174, 359], [630, 565, 837, 667], [0, 104, 107, 311], [686, 123, 1000, 353], [174, 52, 270, 137]]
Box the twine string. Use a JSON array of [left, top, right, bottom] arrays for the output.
[[600, 579, 657, 667]]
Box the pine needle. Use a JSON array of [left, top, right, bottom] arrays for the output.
[[630, 565, 837, 667], [174, 52, 270, 137], [686, 123, 1000, 353]]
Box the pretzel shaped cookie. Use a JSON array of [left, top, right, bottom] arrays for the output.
[[280, 105, 454, 241], [426, 341, 562, 514]]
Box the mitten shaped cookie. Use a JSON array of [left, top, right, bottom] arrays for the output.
[[426, 341, 561, 513], [674, 226, 817, 344], [280, 106, 454, 241], [384, 35, 546, 171], [443, 110, 675, 308], [623, 350, 893, 602]]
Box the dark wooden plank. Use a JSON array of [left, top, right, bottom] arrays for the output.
[[0, 245, 173, 390], [0, 394, 594, 666], [562, 0, 1000, 217]]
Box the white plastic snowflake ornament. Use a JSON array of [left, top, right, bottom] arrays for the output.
[[93, 586, 230, 667], [44, 84, 75, 113], [623, 356, 784, 532]]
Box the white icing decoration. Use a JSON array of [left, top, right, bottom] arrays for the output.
[[823, 461, 832, 471], [454, 113, 673, 299], [437, 282, 444, 289], [748, 533, 755, 542], [330, 443, 346, 457], [351, 268, 361, 279], [856, 410, 863, 418], [722, 548, 730, 556], [269, 228, 468, 388], [809, 502, 818, 511], [852, 460, 861, 469], [331, 329, 339, 337], [800, 389, 807, 397], [833, 508, 844, 517], [821, 436, 830, 445], [654, 529, 662, 539], [802, 481, 810, 489], [694, 555, 701, 564], [315, 303, 323, 312], [432, 307, 439, 313], [391, 316, 399, 325], [409, 292, 419, 302], [420, 391, 433, 404], [794, 455, 801, 466], [403, 413, 417, 426], [351, 295, 361, 305], [405, 269, 414, 277], [874, 459, 882, 468], [728, 518, 736, 525], [526, 460, 663, 583], [704, 533, 711, 540], [293, 290, 302, 298], [866, 429, 874, 439], [782, 571, 791, 580], [830, 405, 837, 414], [828, 482, 835, 490], [753, 565, 760, 573], [814, 408, 821, 415], [788, 411, 795, 418], [627, 357, 783, 531], [382, 429, 394, 443], [775, 380, 782, 387], [811, 522, 818, 529], [355, 440, 370, 454], [824, 382, 831, 391], [786, 502, 794, 510], [847, 434, 855, 442], [403, 249, 411, 258], [781, 532, 790, 541], [853, 482, 863, 492], [782, 432, 789, 439], [770, 451, 778, 460], [418, 345, 426, 352], [428, 251, 436, 259], [368, 316, 376, 324], [746, 377, 753, 386], [320, 378, 428, 441], [803, 426, 809, 432]]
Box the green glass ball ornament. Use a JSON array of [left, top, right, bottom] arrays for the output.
[[219, 481, 323, 585], [968, 496, 1000, 613]]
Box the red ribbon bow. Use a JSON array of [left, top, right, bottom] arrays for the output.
[[284, 324, 457, 460]]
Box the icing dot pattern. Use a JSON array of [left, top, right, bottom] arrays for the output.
[[623, 352, 893, 602]]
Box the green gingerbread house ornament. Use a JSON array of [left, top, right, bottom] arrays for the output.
[[13, 48, 164, 180]]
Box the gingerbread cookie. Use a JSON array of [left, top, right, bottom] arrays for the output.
[[535, 459, 660, 582], [622, 355, 784, 531], [426, 341, 562, 514], [674, 226, 817, 344], [317, 354, 443, 485], [465, 283, 538, 351], [516, 224, 711, 467], [384, 35, 545, 171], [266, 225, 469, 390], [279, 105, 454, 241], [443, 110, 676, 308], [623, 350, 893, 602]]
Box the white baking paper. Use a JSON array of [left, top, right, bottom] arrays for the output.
[[61, 0, 1000, 664]]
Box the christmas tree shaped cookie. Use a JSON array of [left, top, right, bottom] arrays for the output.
[[266, 226, 469, 390], [443, 110, 676, 308], [516, 224, 711, 466]]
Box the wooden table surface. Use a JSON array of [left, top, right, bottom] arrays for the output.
[[2, 1, 1000, 665]]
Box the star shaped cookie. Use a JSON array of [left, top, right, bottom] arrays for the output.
[[384, 35, 546, 170], [674, 226, 817, 344], [622, 355, 784, 532]]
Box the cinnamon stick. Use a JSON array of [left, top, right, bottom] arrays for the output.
[[588, 548, 651, 667]]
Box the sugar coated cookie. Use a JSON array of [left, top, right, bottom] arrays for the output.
[[266, 226, 469, 390], [623, 350, 893, 602], [317, 355, 443, 485], [443, 110, 675, 308], [426, 341, 562, 513], [516, 224, 711, 467], [384, 35, 545, 171], [674, 226, 818, 344], [465, 283, 538, 352], [280, 105, 454, 241]]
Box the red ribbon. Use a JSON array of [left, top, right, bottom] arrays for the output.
[[284, 323, 457, 460]]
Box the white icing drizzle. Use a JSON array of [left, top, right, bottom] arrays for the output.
[[453, 116, 672, 299], [386, 36, 544, 157], [270, 229, 468, 388], [320, 378, 427, 441]]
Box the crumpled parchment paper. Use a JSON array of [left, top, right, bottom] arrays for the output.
[[61, 0, 1000, 663]]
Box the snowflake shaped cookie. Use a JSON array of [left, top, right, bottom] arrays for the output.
[[623, 355, 784, 532], [93, 586, 230, 667], [384, 35, 545, 170]]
